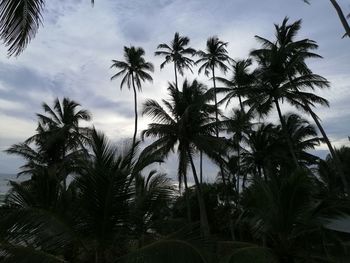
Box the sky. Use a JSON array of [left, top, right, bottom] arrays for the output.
[[0, 0, 349, 182]]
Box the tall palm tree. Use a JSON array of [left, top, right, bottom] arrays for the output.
[[142, 79, 226, 236], [111, 46, 154, 159], [216, 59, 255, 112], [259, 17, 348, 191], [248, 18, 329, 168], [155, 32, 196, 90], [196, 36, 232, 137], [196, 37, 233, 189]]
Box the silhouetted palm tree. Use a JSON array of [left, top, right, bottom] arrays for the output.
[[241, 123, 279, 181], [196, 37, 232, 189], [155, 32, 196, 90], [111, 46, 154, 160], [216, 59, 255, 112], [196, 37, 232, 137], [248, 18, 329, 168], [258, 17, 348, 191], [142, 79, 226, 236], [1, 129, 179, 263], [221, 109, 255, 192], [242, 169, 349, 262], [6, 97, 91, 188], [281, 113, 321, 167]]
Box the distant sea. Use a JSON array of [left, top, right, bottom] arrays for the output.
[[0, 173, 18, 194], [0, 173, 26, 204]]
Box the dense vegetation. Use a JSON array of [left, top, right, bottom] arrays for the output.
[[1, 18, 350, 263]]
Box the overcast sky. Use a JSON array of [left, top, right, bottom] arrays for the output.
[[0, 0, 349, 181]]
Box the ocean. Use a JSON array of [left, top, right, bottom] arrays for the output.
[[0, 173, 23, 204]]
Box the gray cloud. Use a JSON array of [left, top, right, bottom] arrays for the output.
[[0, 0, 349, 177]]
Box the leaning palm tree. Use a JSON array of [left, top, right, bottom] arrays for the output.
[[142, 79, 226, 236], [196, 36, 232, 137], [248, 18, 330, 168], [256, 17, 347, 191], [155, 32, 196, 90], [111, 46, 154, 158]]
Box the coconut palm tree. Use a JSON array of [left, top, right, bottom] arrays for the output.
[[280, 113, 322, 167], [196, 37, 233, 189], [142, 79, 226, 236], [196, 36, 233, 137], [0, 129, 184, 263], [155, 32, 196, 90], [216, 59, 255, 112], [241, 123, 279, 181], [242, 169, 350, 263], [111, 46, 154, 159], [257, 17, 347, 191], [248, 18, 330, 168], [221, 109, 255, 192], [6, 97, 91, 188]]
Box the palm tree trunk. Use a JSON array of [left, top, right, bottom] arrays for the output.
[[174, 61, 179, 91], [187, 148, 210, 237], [200, 150, 203, 184], [236, 143, 240, 194], [130, 74, 138, 166], [329, 0, 350, 38], [238, 94, 245, 113], [184, 173, 192, 223], [212, 67, 220, 137], [274, 99, 299, 168], [212, 66, 227, 188], [306, 104, 348, 192]]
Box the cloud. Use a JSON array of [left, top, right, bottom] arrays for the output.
[[0, 0, 349, 177]]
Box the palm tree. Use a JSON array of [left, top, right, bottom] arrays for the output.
[[241, 123, 279, 181], [196, 37, 232, 189], [221, 109, 255, 193], [132, 171, 174, 247], [196, 36, 232, 137], [6, 97, 91, 188], [1, 128, 178, 263], [142, 79, 226, 236], [155, 32, 196, 90], [248, 18, 330, 168], [260, 17, 348, 191], [111, 46, 154, 159], [281, 113, 322, 167], [216, 59, 255, 112], [242, 169, 350, 262]]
